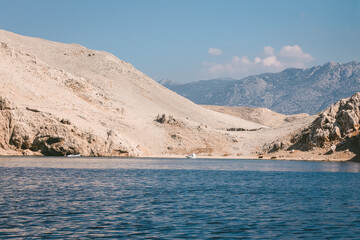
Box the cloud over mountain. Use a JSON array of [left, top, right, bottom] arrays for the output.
[[203, 45, 314, 79], [162, 61, 360, 115]]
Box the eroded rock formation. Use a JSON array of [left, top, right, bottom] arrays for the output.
[[290, 92, 360, 150], [0, 97, 139, 156], [264, 92, 360, 158]]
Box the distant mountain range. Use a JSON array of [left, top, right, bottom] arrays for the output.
[[159, 61, 360, 114]]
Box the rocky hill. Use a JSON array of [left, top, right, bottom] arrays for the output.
[[0, 29, 268, 157], [2, 29, 355, 160], [201, 105, 310, 127], [160, 62, 360, 115], [263, 92, 360, 161]]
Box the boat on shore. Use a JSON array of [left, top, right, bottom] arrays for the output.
[[186, 153, 196, 159], [66, 154, 81, 158]]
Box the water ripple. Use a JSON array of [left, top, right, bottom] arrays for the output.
[[0, 159, 360, 238]]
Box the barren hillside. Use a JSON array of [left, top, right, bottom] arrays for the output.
[[202, 105, 310, 127], [0, 29, 272, 157]]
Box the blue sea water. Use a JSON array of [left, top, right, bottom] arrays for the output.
[[0, 157, 360, 239]]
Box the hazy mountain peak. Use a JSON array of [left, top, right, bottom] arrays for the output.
[[160, 61, 360, 115]]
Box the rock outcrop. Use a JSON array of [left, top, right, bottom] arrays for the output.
[[154, 114, 180, 125], [264, 92, 360, 159], [0, 97, 139, 156], [290, 92, 360, 150], [0, 97, 15, 149]]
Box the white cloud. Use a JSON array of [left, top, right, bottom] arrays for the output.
[[278, 45, 314, 68], [203, 45, 314, 79], [279, 45, 314, 61], [208, 48, 223, 56], [263, 46, 274, 56], [262, 56, 282, 67]]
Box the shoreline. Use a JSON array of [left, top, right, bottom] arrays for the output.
[[0, 154, 357, 162]]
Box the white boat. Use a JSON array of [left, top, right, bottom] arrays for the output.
[[186, 153, 196, 159], [66, 154, 81, 158]]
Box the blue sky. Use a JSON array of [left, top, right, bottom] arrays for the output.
[[1, 0, 359, 82]]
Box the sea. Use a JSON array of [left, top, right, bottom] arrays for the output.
[[1, 157, 360, 239]]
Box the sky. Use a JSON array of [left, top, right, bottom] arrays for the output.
[[0, 0, 359, 83]]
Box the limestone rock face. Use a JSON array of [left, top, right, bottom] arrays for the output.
[[0, 98, 15, 149], [0, 96, 15, 110], [0, 96, 140, 156], [11, 123, 31, 149], [288, 92, 360, 151]]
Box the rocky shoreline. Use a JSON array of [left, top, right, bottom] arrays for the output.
[[264, 92, 360, 161], [0, 97, 138, 157], [0, 29, 359, 160]]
